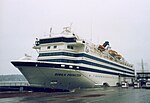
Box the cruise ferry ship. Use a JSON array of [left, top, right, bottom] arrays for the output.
[[11, 27, 135, 91]]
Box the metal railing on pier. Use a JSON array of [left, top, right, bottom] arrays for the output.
[[0, 81, 30, 86]]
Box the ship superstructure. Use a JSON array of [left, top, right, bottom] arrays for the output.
[[11, 27, 134, 91]]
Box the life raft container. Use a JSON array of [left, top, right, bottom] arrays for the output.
[[108, 50, 117, 56], [116, 54, 122, 60], [98, 45, 105, 51]]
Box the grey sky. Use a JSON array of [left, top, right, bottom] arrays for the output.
[[0, 0, 150, 75]]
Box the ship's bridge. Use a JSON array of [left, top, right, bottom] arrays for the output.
[[34, 26, 83, 46], [33, 27, 86, 54]]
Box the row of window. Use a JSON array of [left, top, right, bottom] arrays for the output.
[[40, 37, 76, 44], [46, 45, 74, 50], [39, 52, 76, 57], [67, 45, 74, 49], [38, 59, 134, 75], [47, 46, 57, 49]]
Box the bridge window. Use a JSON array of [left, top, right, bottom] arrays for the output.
[[67, 45, 74, 49]]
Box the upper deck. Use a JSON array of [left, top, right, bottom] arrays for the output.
[[32, 27, 133, 69]]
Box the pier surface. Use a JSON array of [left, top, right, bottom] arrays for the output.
[[0, 87, 150, 103]]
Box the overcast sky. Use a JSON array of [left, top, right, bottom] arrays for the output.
[[0, 0, 150, 75]]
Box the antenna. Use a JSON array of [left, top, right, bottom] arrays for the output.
[[69, 23, 73, 32], [49, 27, 52, 37], [90, 18, 93, 42], [137, 59, 148, 72], [141, 59, 144, 73]]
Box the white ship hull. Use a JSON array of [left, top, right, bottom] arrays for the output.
[[11, 60, 132, 91]]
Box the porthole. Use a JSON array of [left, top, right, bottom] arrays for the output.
[[54, 46, 57, 49], [47, 46, 51, 49]]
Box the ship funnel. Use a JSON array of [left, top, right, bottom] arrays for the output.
[[103, 41, 109, 47]]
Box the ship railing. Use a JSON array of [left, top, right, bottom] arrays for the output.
[[0, 81, 30, 86], [136, 70, 150, 73]]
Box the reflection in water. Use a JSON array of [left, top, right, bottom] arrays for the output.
[[0, 87, 150, 103]]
